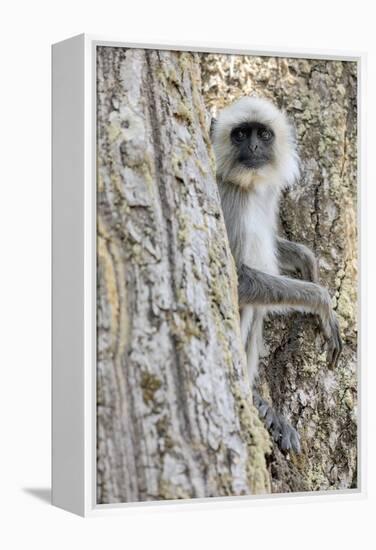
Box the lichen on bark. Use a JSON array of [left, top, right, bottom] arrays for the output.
[[96, 47, 270, 504], [200, 53, 358, 492]]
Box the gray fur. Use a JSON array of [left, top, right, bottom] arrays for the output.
[[277, 237, 319, 282], [238, 264, 342, 368], [211, 97, 343, 453]]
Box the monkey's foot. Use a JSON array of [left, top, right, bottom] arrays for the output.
[[253, 391, 301, 453]]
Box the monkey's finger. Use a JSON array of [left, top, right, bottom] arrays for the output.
[[265, 407, 276, 428], [330, 337, 339, 367], [332, 320, 343, 365], [330, 344, 338, 368], [326, 338, 336, 368], [271, 422, 283, 442], [280, 419, 301, 453], [332, 333, 343, 368], [259, 402, 269, 418], [328, 324, 343, 368], [290, 431, 301, 454], [328, 339, 338, 368], [282, 430, 301, 454]]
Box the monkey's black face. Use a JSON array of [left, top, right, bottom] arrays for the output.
[[231, 122, 275, 169]]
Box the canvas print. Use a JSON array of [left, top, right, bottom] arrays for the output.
[[96, 46, 358, 504]]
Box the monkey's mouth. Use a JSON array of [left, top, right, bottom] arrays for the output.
[[240, 157, 268, 169]]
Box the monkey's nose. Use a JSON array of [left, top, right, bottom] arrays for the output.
[[249, 143, 258, 152]]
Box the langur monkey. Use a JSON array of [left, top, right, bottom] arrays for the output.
[[211, 97, 342, 452]]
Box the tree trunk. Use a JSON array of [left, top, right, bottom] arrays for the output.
[[200, 54, 358, 492], [96, 47, 270, 504]]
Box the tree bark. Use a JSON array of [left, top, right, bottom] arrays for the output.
[[200, 54, 358, 492], [96, 47, 270, 504]]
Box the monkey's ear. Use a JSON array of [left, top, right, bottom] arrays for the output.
[[210, 117, 217, 138]]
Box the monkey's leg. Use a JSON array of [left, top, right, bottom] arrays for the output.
[[245, 313, 261, 386], [244, 312, 300, 452], [256, 308, 268, 358], [253, 390, 301, 453], [238, 264, 342, 367], [277, 237, 318, 282], [240, 305, 254, 347]]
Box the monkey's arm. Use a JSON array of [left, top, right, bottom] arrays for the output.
[[238, 264, 342, 367], [277, 237, 318, 282]]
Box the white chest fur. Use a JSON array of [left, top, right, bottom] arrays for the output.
[[240, 184, 279, 276]]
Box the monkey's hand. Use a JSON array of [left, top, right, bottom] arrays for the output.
[[319, 290, 343, 368], [238, 265, 343, 367], [277, 238, 319, 282]]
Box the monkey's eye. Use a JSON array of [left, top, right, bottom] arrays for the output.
[[234, 129, 247, 141], [259, 129, 273, 141]]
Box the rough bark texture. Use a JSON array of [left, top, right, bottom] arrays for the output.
[[200, 54, 358, 492], [96, 47, 270, 504]]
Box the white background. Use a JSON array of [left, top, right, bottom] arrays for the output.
[[0, 1, 374, 548]]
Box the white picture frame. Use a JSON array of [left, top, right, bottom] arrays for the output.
[[52, 34, 366, 517]]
